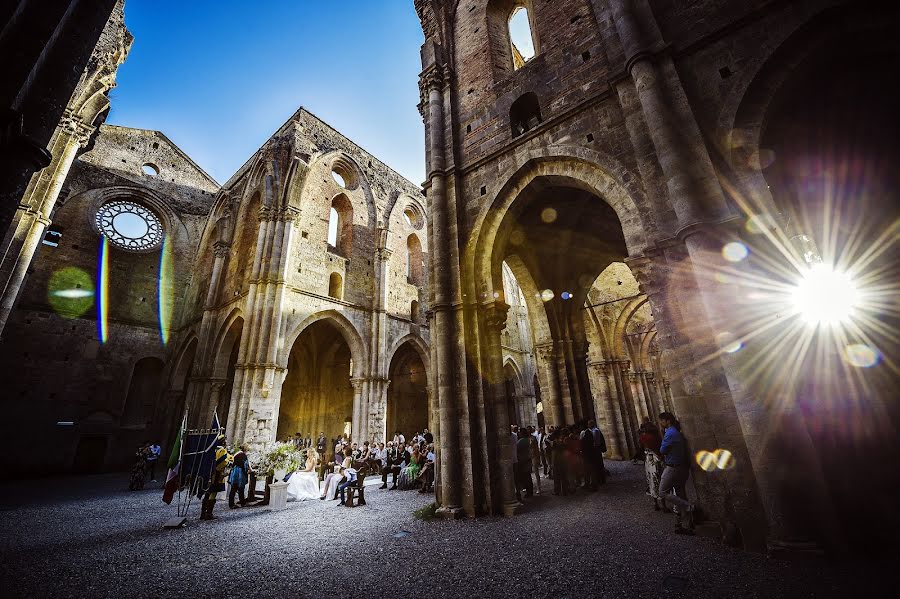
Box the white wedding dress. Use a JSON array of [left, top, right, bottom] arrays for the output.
[[286, 461, 320, 501]]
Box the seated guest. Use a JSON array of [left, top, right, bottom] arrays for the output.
[[397, 444, 423, 490], [417, 444, 436, 494], [372, 442, 387, 466], [380, 441, 404, 489], [336, 460, 359, 506], [321, 449, 352, 501]]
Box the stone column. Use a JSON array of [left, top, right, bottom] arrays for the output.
[[589, 361, 624, 459], [420, 63, 462, 516], [0, 116, 93, 333], [350, 377, 367, 443], [629, 371, 650, 422], [534, 342, 563, 426], [480, 300, 518, 515]]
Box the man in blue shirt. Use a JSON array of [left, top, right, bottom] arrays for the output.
[[658, 412, 694, 534]]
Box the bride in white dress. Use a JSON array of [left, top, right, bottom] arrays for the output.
[[286, 449, 320, 501]]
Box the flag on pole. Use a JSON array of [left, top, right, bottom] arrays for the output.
[[162, 413, 186, 504]]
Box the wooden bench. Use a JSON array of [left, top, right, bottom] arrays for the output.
[[343, 458, 379, 508]]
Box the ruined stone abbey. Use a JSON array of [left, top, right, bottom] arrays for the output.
[[1, 0, 897, 555]]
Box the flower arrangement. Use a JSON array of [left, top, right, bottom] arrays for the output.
[[253, 441, 304, 477]]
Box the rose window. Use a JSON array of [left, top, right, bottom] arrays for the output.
[[95, 200, 163, 251]]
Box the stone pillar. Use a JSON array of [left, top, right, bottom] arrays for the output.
[[480, 300, 518, 515], [534, 342, 563, 426], [554, 342, 576, 424], [629, 371, 650, 422], [0, 116, 91, 333], [0, 0, 121, 236], [420, 62, 462, 516], [589, 361, 624, 459], [350, 377, 367, 443], [205, 242, 231, 308]]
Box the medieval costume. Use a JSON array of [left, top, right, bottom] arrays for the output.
[[200, 436, 232, 520]]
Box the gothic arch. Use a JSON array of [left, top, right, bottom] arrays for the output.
[[280, 310, 367, 378], [502, 356, 525, 396], [386, 333, 431, 380], [469, 147, 651, 301], [211, 308, 244, 377], [613, 296, 648, 360]]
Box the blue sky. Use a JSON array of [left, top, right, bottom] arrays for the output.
[[108, 1, 426, 185]]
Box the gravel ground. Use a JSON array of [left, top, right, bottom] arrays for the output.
[[0, 461, 888, 599]]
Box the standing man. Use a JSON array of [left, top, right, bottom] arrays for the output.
[[589, 419, 607, 486], [658, 412, 695, 533], [316, 431, 327, 454], [146, 441, 161, 483], [515, 429, 534, 500], [423, 428, 434, 444]]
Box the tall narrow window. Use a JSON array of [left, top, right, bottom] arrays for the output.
[[328, 272, 343, 300], [407, 234, 424, 286], [508, 6, 536, 70], [328, 194, 353, 256], [327, 207, 339, 248], [410, 300, 420, 322]]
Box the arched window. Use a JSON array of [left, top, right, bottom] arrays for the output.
[[407, 234, 424, 286], [328, 194, 353, 256], [510, 92, 542, 138], [328, 272, 343, 300], [410, 300, 420, 322], [508, 5, 536, 70], [487, 0, 539, 79]]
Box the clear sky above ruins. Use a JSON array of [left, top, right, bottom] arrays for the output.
[[107, 1, 426, 185]]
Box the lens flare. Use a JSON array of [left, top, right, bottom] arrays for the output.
[[715, 331, 743, 354], [713, 449, 736, 470], [695, 450, 717, 472], [560, 291, 572, 300], [158, 237, 174, 345], [47, 267, 94, 318], [96, 236, 109, 343], [540, 207, 557, 223], [722, 241, 749, 262], [745, 213, 776, 235], [540, 289, 554, 302], [791, 263, 859, 325], [843, 343, 881, 368]]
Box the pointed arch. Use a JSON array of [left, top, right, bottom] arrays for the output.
[[280, 310, 367, 377]]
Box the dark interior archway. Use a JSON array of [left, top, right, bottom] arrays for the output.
[[386, 341, 428, 441], [278, 320, 353, 443]]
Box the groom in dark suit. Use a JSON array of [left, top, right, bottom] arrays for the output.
[[380, 442, 405, 489]]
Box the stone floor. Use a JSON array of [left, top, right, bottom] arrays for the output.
[[0, 461, 888, 598]]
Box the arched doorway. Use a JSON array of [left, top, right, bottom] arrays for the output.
[[278, 319, 354, 444], [503, 361, 521, 427], [386, 340, 428, 441], [213, 316, 243, 427], [488, 175, 630, 428]]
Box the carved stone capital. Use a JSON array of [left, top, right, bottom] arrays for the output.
[[481, 300, 509, 332], [350, 377, 366, 391], [534, 342, 556, 361], [213, 241, 231, 258], [60, 115, 93, 147]]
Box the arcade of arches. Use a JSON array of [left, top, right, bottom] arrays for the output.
[[414, 0, 898, 555]]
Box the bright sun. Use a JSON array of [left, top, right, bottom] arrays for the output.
[[791, 263, 860, 325]]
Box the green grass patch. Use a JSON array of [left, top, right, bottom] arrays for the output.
[[413, 502, 438, 521]]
